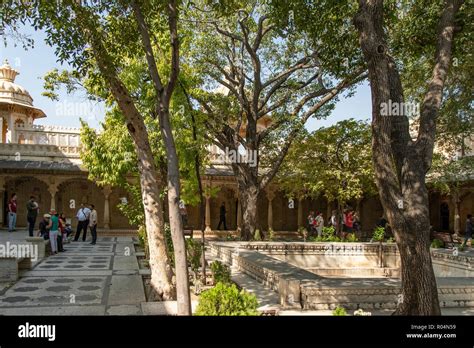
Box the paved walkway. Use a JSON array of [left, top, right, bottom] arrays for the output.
[[0, 229, 146, 315]]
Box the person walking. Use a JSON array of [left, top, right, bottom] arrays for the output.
[[461, 214, 472, 248], [26, 196, 39, 237], [89, 204, 98, 245], [7, 193, 17, 232], [217, 202, 227, 230], [74, 203, 91, 242], [315, 212, 324, 238], [48, 209, 60, 254]]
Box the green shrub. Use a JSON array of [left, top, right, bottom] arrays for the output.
[[186, 238, 202, 272], [346, 233, 358, 242], [308, 226, 342, 242], [332, 306, 347, 316], [431, 239, 444, 248], [210, 260, 232, 284], [267, 228, 275, 241], [195, 282, 259, 316], [137, 225, 149, 258], [254, 229, 261, 241], [386, 237, 395, 243], [372, 226, 385, 242]]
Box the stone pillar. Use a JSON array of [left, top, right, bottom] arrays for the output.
[[205, 195, 212, 233], [103, 185, 112, 230], [48, 185, 58, 211], [236, 197, 242, 231], [267, 190, 275, 230], [297, 197, 304, 228]]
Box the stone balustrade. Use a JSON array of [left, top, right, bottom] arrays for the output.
[[210, 241, 474, 311]]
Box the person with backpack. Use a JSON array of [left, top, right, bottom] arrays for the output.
[[74, 203, 91, 242]]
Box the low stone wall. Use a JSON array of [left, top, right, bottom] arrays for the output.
[[431, 249, 473, 277], [210, 242, 474, 311], [240, 241, 400, 271]]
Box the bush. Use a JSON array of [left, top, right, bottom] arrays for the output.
[[431, 238, 444, 248], [346, 233, 358, 242], [308, 226, 341, 242], [137, 225, 149, 258], [332, 306, 347, 316], [267, 228, 275, 241], [253, 229, 261, 241], [210, 260, 232, 284], [372, 226, 385, 242], [195, 282, 260, 316], [186, 238, 202, 272]]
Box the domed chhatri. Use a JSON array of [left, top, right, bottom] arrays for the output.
[[0, 58, 36, 107], [0, 58, 46, 143]]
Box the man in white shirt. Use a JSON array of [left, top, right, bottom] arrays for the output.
[[74, 203, 91, 242], [89, 204, 98, 245]]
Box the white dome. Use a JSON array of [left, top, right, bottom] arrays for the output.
[[0, 59, 34, 107]]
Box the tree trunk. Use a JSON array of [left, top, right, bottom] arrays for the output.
[[239, 184, 259, 241], [137, 148, 175, 300], [160, 109, 192, 315], [354, 0, 463, 315]]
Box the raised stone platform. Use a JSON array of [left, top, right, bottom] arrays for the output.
[[210, 241, 474, 311]]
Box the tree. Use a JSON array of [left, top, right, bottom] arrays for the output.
[[1, 0, 193, 313], [278, 119, 376, 231], [353, 0, 466, 315], [186, 0, 367, 240], [270, 0, 470, 315]]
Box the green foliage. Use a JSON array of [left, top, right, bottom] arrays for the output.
[[210, 261, 232, 284], [253, 229, 261, 241], [137, 225, 149, 258], [372, 226, 385, 242], [195, 282, 260, 316], [346, 233, 358, 243], [267, 228, 275, 241], [278, 119, 376, 205], [431, 239, 444, 249], [309, 226, 342, 242], [386, 237, 395, 243], [186, 238, 203, 273], [332, 306, 347, 316]]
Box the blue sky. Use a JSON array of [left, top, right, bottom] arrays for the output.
[[1, 25, 372, 131]]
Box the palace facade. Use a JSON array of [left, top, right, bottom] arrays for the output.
[[0, 59, 473, 237]]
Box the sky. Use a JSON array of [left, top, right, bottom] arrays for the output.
[[1, 25, 372, 131]]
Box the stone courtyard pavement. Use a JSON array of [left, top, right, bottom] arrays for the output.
[[0, 230, 146, 315]]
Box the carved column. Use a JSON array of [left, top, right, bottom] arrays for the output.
[[103, 185, 112, 230], [236, 193, 242, 232], [205, 195, 212, 233], [266, 190, 275, 230], [297, 196, 304, 229], [48, 185, 58, 211]]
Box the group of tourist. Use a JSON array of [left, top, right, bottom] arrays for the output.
[[307, 208, 361, 238], [6, 194, 99, 254]]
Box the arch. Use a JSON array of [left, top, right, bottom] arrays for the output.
[[4, 176, 50, 228]]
